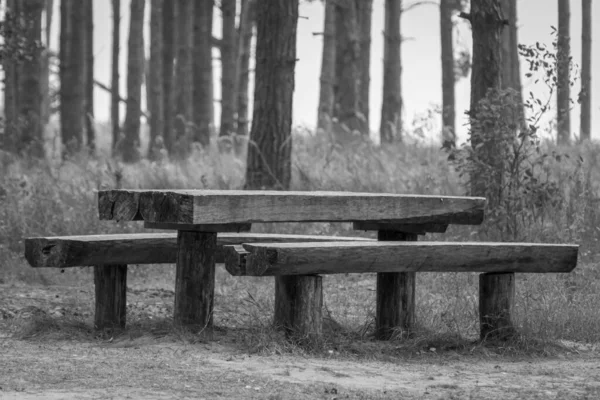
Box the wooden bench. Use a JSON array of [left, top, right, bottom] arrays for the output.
[[24, 233, 374, 329], [224, 241, 579, 340]]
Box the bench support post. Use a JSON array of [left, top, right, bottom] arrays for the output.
[[274, 275, 323, 341], [174, 231, 216, 333], [375, 231, 417, 340], [479, 272, 515, 340], [94, 264, 127, 330]]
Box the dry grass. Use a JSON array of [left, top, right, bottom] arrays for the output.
[[2, 128, 600, 357]]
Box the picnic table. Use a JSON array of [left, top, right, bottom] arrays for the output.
[[97, 189, 487, 337]]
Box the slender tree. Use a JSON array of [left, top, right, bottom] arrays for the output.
[[236, 0, 255, 141], [220, 0, 237, 138], [357, 0, 372, 132], [41, 0, 54, 127], [440, 0, 455, 147], [148, 0, 164, 157], [173, 0, 193, 154], [3, 0, 19, 153], [193, 0, 214, 147], [162, 0, 175, 153], [580, 0, 591, 141], [500, 0, 524, 130], [60, 0, 86, 155], [317, 0, 336, 134], [380, 0, 402, 144], [111, 0, 121, 150], [557, 0, 571, 145], [122, 0, 146, 162], [84, 0, 95, 152]]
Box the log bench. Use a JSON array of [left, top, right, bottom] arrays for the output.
[[24, 233, 374, 329], [223, 241, 579, 340]]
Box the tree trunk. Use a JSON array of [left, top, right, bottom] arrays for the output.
[[557, 0, 571, 145], [148, 0, 164, 158], [379, 0, 401, 144], [317, 0, 336, 134], [40, 0, 54, 127], [3, 0, 19, 153], [500, 0, 524, 131], [469, 0, 505, 198], [235, 0, 255, 142], [244, 0, 298, 191], [111, 0, 121, 151], [440, 0, 455, 148], [162, 0, 175, 153], [84, 0, 95, 153], [580, 0, 591, 142], [18, 0, 45, 157], [122, 0, 146, 163], [333, 0, 363, 136], [173, 0, 194, 156], [193, 0, 214, 147], [357, 0, 372, 133], [60, 0, 86, 155], [219, 0, 237, 139]]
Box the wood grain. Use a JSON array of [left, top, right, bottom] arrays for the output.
[[273, 275, 323, 340], [24, 233, 374, 268], [224, 241, 579, 276], [98, 189, 485, 226], [94, 265, 127, 330]]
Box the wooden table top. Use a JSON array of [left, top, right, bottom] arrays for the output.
[[98, 189, 485, 228]]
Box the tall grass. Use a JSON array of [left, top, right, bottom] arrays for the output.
[[2, 128, 600, 348]]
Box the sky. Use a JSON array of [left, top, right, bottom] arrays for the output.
[[50, 0, 600, 144]]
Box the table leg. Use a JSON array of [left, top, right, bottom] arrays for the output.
[[375, 230, 417, 340], [174, 230, 216, 333]]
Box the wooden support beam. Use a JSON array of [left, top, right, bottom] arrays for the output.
[[273, 275, 323, 341], [98, 189, 486, 226], [24, 233, 374, 268], [223, 241, 579, 276], [144, 222, 252, 232], [173, 231, 216, 333], [375, 231, 416, 340], [354, 222, 448, 234], [93, 265, 127, 330], [479, 272, 516, 340]]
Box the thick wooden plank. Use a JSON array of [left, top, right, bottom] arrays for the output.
[[224, 241, 579, 276], [375, 231, 416, 340], [479, 272, 516, 340], [273, 275, 323, 341], [94, 265, 127, 330], [24, 233, 374, 268], [98, 189, 485, 226], [173, 231, 216, 332]]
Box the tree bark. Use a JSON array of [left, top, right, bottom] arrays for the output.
[[40, 0, 54, 127], [357, 0, 372, 133], [317, 0, 336, 135], [235, 0, 255, 142], [469, 0, 505, 198], [379, 0, 402, 144], [3, 0, 19, 154], [122, 0, 146, 163], [60, 0, 86, 155], [580, 0, 591, 142], [244, 0, 298, 191], [84, 0, 95, 153], [219, 0, 237, 139], [440, 0, 455, 148], [557, 0, 571, 145], [162, 0, 175, 153], [18, 0, 45, 157], [193, 0, 214, 147], [111, 0, 121, 151], [500, 0, 524, 131], [148, 0, 164, 158], [173, 0, 194, 155]]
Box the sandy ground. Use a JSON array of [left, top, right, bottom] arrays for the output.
[[1, 283, 600, 399]]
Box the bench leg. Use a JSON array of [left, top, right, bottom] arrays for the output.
[[173, 230, 216, 333], [375, 231, 417, 340], [274, 275, 323, 340], [479, 272, 516, 340], [94, 264, 127, 330]]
